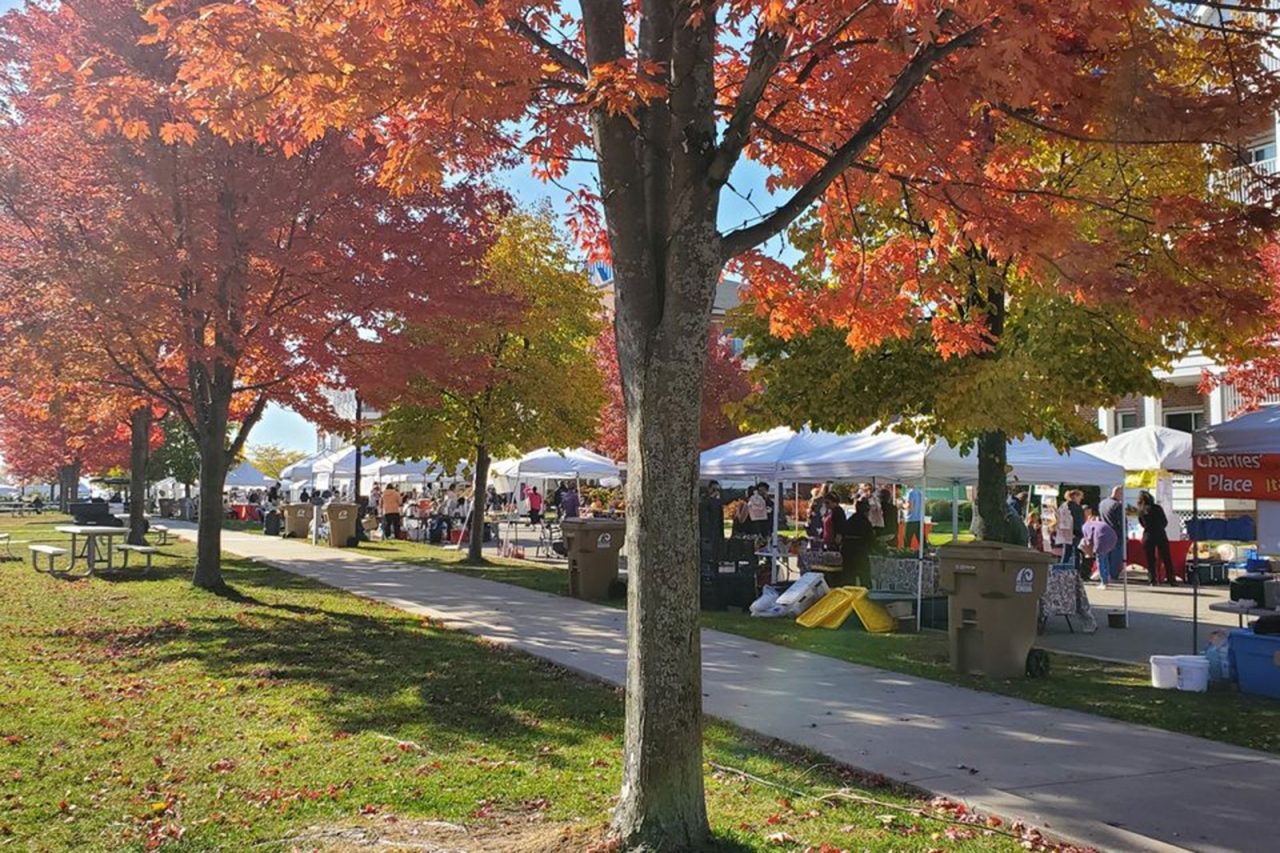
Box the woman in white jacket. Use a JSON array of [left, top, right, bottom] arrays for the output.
[[1055, 499, 1076, 564]]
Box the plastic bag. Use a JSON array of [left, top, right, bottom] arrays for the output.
[[749, 585, 782, 617]]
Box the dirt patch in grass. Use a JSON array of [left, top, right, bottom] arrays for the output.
[[260, 816, 604, 851]]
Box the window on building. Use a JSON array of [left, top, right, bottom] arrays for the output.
[[1165, 410, 1205, 434], [1118, 412, 1139, 433], [1250, 142, 1276, 164]]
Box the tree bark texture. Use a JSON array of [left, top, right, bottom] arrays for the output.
[[56, 461, 80, 512], [976, 430, 1009, 543], [467, 444, 491, 563], [193, 437, 230, 589], [127, 406, 152, 545]]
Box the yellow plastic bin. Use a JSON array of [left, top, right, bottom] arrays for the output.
[[938, 541, 1052, 678]]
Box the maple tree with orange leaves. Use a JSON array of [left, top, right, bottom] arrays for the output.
[[91, 0, 1280, 842], [0, 0, 498, 587]]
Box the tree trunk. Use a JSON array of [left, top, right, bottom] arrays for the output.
[[611, 261, 717, 850], [976, 431, 1009, 543], [466, 445, 490, 563], [127, 406, 152, 545], [57, 461, 80, 512], [193, 435, 231, 589]]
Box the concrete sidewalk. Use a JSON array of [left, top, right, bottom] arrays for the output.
[[177, 524, 1277, 852]]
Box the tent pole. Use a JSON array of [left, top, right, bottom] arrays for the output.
[[794, 482, 800, 532], [918, 475, 927, 632], [772, 479, 782, 584], [951, 481, 959, 543], [1192, 492, 1200, 653]]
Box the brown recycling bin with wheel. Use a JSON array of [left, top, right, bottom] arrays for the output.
[[938, 541, 1052, 678], [281, 504, 312, 538], [561, 518, 626, 600], [325, 503, 359, 547]]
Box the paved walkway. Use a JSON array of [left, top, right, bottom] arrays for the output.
[[1038, 579, 1243, 664], [175, 524, 1277, 853]]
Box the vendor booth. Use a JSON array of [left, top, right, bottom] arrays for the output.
[[700, 425, 1123, 630], [311, 446, 385, 494], [279, 451, 329, 494], [1192, 408, 1280, 653], [1079, 426, 1195, 583]]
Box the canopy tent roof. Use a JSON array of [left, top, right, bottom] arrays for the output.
[[924, 437, 1123, 487], [224, 461, 274, 489], [366, 458, 443, 479], [1077, 425, 1193, 472], [279, 450, 329, 481], [491, 447, 620, 480], [1193, 406, 1280, 455], [312, 446, 384, 477], [701, 427, 1124, 487]]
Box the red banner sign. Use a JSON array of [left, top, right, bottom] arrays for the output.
[[1193, 453, 1280, 499]]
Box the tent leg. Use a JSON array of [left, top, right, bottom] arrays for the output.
[[951, 481, 959, 543], [1192, 494, 1200, 653], [917, 476, 927, 632], [772, 480, 782, 583]]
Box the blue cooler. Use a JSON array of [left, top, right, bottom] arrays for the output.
[[1228, 629, 1280, 700]]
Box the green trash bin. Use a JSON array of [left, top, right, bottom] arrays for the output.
[[562, 518, 626, 600], [938, 541, 1052, 678]]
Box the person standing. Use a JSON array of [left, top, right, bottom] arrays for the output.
[[699, 481, 725, 564], [527, 486, 543, 526], [1099, 486, 1127, 585], [806, 487, 826, 540], [1082, 505, 1119, 589], [1137, 490, 1176, 586], [1055, 497, 1075, 563], [903, 485, 923, 548], [838, 498, 874, 586], [268, 481, 281, 504], [559, 483, 581, 519], [746, 483, 770, 538], [878, 487, 898, 543], [380, 484, 403, 540]]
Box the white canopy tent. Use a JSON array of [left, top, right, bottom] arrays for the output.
[[312, 446, 385, 492], [700, 426, 1124, 487], [1078, 425, 1194, 473], [279, 450, 329, 483], [224, 461, 274, 490], [491, 447, 621, 480]]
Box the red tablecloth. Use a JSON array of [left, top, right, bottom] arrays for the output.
[[231, 503, 257, 522], [1125, 538, 1192, 582]]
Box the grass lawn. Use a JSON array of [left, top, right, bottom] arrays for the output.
[[359, 535, 1280, 757], [1, 514, 1044, 852]]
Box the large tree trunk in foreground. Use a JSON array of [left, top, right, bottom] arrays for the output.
[[194, 440, 230, 589], [976, 431, 1009, 543], [611, 252, 719, 849], [467, 445, 490, 563], [127, 407, 152, 545]]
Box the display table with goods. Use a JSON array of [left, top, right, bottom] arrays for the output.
[[1125, 537, 1193, 582], [1037, 563, 1097, 634]]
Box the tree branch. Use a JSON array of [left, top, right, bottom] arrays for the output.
[[708, 23, 790, 186], [720, 17, 985, 259]]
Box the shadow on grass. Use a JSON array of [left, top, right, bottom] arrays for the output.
[[91, 567, 621, 755]]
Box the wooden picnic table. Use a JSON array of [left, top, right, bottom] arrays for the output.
[[54, 525, 128, 576]]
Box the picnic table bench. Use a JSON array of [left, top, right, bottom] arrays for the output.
[[29, 544, 69, 574], [114, 543, 158, 570]]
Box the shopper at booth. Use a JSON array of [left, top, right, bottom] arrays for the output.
[[746, 483, 770, 537], [1137, 490, 1176, 586], [699, 481, 725, 561], [380, 484, 403, 540], [839, 499, 875, 585], [1099, 485, 1126, 582], [527, 486, 543, 525], [903, 485, 923, 547], [1082, 505, 1119, 589], [877, 487, 898, 543]]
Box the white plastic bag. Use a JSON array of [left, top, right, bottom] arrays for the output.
[[749, 585, 781, 616]]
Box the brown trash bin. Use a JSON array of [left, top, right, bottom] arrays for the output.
[[281, 504, 312, 538], [325, 503, 360, 547], [562, 517, 626, 600], [938, 541, 1053, 678]]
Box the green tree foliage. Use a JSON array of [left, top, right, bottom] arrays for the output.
[[246, 443, 307, 481], [369, 210, 604, 559], [146, 415, 201, 492]]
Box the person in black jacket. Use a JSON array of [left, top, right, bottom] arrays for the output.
[[878, 487, 898, 544], [699, 481, 725, 565], [1137, 491, 1176, 586], [838, 498, 875, 587]]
